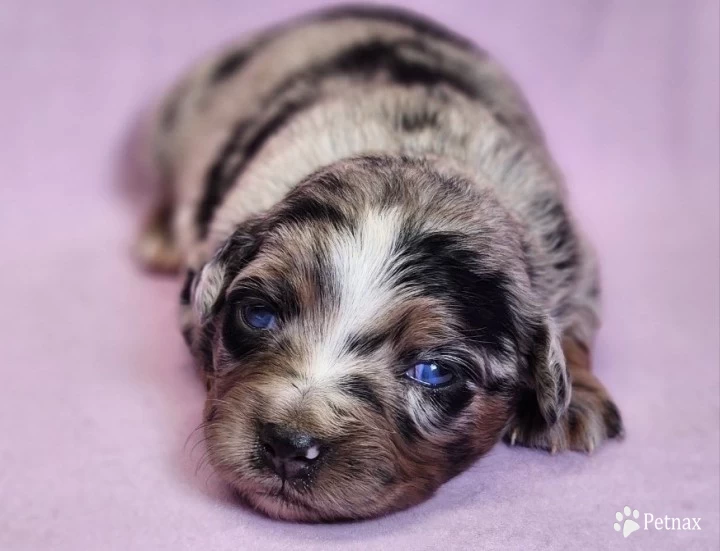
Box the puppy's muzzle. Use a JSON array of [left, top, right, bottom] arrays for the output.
[[259, 423, 323, 479]]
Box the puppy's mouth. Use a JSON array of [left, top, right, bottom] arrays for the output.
[[266, 477, 305, 503], [243, 483, 326, 521], [264, 485, 312, 508], [230, 461, 326, 519]]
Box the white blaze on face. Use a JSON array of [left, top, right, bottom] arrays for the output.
[[303, 208, 404, 382]]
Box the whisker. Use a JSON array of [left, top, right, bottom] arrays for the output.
[[183, 420, 209, 453]]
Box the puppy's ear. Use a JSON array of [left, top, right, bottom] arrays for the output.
[[524, 317, 571, 426], [187, 218, 264, 324]]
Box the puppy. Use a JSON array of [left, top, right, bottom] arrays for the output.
[[135, 5, 623, 521]]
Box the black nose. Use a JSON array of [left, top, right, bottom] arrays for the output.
[[259, 423, 323, 479]]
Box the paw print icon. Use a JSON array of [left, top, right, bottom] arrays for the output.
[[614, 506, 641, 538]]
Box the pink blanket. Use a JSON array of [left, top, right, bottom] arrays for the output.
[[1, 1, 717, 549]]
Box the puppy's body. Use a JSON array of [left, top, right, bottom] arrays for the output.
[[138, 6, 621, 521]]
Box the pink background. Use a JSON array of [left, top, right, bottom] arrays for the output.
[[1, 1, 718, 549]]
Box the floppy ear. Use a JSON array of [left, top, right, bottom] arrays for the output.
[[524, 316, 571, 427], [185, 218, 264, 325]]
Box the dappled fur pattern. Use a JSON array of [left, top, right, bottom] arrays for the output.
[[136, 5, 623, 521]]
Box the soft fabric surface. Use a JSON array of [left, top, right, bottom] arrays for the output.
[[1, 1, 718, 549]]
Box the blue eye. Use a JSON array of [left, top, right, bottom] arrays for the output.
[[405, 362, 454, 387], [242, 305, 278, 330]]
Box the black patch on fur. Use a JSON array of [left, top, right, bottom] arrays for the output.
[[196, 97, 316, 238], [398, 109, 440, 132], [273, 194, 352, 231], [196, 121, 253, 237], [180, 269, 195, 305], [221, 306, 265, 361], [345, 331, 387, 357], [239, 97, 314, 169], [313, 4, 478, 51], [219, 293, 300, 366], [556, 365, 568, 406], [431, 383, 474, 419], [393, 230, 518, 355], [219, 218, 265, 264], [211, 49, 252, 83], [329, 39, 479, 98], [396, 411, 421, 442], [338, 375, 384, 414], [483, 375, 518, 396], [510, 388, 551, 436], [209, 31, 279, 83], [352, 154, 395, 170], [262, 37, 482, 113], [602, 399, 623, 438]]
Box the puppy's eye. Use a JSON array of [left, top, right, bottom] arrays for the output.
[[241, 304, 278, 330], [405, 362, 454, 387]]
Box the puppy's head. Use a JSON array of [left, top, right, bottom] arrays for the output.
[[182, 155, 568, 521]]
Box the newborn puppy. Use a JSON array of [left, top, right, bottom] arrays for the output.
[[136, 6, 623, 521]]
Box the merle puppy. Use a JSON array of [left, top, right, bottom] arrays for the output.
[[135, 5, 623, 521]]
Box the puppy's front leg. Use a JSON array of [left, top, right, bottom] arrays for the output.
[[506, 338, 624, 453], [134, 198, 182, 273]]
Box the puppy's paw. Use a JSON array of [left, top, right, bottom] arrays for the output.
[[505, 382, 623, 454], [134, 211, 182, 274], [135, 228, 182, 273]]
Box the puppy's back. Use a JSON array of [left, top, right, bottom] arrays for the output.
[[152, 6, 546, 211]]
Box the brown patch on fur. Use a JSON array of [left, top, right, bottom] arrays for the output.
[[379, 297, 456, 350], [563, 337, 592, 374], [443, 393, 511, 477]]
